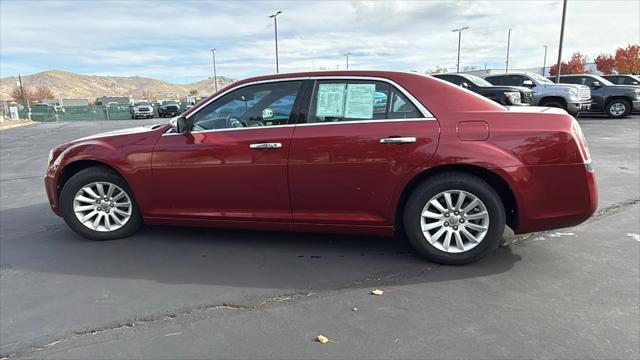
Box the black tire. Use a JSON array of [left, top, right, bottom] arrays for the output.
[[59, 166, 143, 240], [403, 172, 505, 265], [605, 99, 631, 118], [131, 115, 135, 119]]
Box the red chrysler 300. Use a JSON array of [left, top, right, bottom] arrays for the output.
[[45, 71, 597, 264]]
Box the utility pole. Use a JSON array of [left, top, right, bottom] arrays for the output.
[[269, 10, 282, 74], [505, 28, 512, 73], [452, 26, 469, 73], [542, 45, 548, 76], [18, 74, 27, 109], [555, 0, 568, 83], [344, 52, 351, 70], [210, 48, 218, 92]]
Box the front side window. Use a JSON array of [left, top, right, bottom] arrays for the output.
[[308, 80, 422, 123], [191, 81, 302, 131]]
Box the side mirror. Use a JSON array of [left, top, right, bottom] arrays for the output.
[[591, 81, 602, 88], [522, 80, 534, 87], [170, 116, 192, 134]]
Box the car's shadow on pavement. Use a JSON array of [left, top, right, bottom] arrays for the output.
[[1, 202, 521, 290]]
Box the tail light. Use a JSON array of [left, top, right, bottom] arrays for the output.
[[571, 119, 593, 170]]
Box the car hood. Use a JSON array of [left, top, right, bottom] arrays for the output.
[[481, 85, 532, 93], [73, 124, 164, 142]]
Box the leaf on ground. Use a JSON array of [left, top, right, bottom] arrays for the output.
[[371, 289, 384, 296], [316, 335, 334, 344]]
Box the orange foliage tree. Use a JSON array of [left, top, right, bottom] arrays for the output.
[[614, 44, 640, 74], [549, 52, 589, 76]]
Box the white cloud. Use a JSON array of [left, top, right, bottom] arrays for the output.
[[1, 0, 638, 82]]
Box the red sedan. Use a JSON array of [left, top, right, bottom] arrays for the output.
[[45, 71, 597, 264]]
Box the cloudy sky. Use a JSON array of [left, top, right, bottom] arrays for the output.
[[1, 0, 638, 83]]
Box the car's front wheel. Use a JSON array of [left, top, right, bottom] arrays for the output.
[[59, 166, 143, 240], [403, 173, 505, 265], [606, 99, 631, 118]]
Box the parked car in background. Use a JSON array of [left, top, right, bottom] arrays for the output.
[[157, 100, 181, 118], [45, 71, 597, 265], [432, 73, 534, 106], [484, 72, 591, 116], [130, 100, 153, 119], [186, 96, 207, 110], [551, 74, 640, 118], [602, 74, 640, 86]]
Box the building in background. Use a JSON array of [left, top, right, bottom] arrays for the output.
[[458, 63, 600, 77]]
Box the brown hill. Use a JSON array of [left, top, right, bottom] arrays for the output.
[[0, 70, 235, 101]]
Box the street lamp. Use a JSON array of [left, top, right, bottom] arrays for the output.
[[542, 45, 548, 76], [210, 48, 218, 92], [269, 10, 282, 74], [344, 52, 351, 70], [505, 28, 512, 73], [452, 26, 469, 73], [555, 0, 568, 83]]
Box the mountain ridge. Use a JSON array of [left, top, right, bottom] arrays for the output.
[[0, 70, 236, 101]]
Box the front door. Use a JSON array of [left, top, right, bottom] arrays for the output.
[[150, 80, 304, 223], [288, 78, 440, 226]]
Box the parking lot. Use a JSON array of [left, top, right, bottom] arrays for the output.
[[1, 115, 638, 359]]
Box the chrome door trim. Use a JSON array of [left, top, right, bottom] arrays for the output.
[[249, 142, 282, 149]]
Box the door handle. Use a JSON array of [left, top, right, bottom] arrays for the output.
[[249, 142, 282, 149], [379, 137, 416, 144]]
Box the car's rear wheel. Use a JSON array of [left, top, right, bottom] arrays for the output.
[[606, 99, 631, 118], [403, 173, 505, 265], [60, 166, 142, 240]]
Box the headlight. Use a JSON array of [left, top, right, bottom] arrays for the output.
[[505, 92, 521, 104], [566, 88, 578, 97], [634, 89, 640, 97]]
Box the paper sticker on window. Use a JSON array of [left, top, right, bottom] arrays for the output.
[[316, 83, 346, 117], [344, 84, 375, 119]]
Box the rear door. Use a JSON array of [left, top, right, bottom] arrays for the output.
[[288, 78, 440, 227]]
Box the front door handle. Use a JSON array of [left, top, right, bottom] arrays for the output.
[[249, 142, 282, 149], [380, 137, 416, 144]]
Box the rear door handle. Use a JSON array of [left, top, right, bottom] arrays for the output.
[[380, 137, 416, 144], [249, 142, 282, 149]]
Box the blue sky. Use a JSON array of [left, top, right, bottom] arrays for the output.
[[1, 0, 638, 83]]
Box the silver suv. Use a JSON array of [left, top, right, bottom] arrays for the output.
[[484, 72, 591, 116], [130, 100, 154, 119]]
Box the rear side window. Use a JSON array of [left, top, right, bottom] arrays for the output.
[[307, 80, 422, 123]]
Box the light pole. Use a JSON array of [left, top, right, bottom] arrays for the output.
[[210, 48, 218, 93], [542, 45, 548, 76], [555, 0, 568, 83], [452, 26, 469, 73], [269, 10, 282, 74], [344, 52, 351, 70], [505, 28, 512, 73]]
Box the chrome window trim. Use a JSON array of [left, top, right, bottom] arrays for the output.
[[167, 75, 436, 136]]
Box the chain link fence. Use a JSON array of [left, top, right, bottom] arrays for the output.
[[7, 104, 187, 122]]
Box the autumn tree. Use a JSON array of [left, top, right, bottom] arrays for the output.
[[32, 86, 55, 102], [614, 44, 640, 74], [594, 53, 616, 74], [11, 87, 33, 104], [549, 52, 589, 76]]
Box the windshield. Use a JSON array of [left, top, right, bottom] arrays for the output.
[[529, 73, 554, 84], [461, 74, 493, 87], [163, 100, 178, 105], [134, 101, 149, 106]]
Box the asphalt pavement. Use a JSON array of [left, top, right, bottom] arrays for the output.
[[1, 115, 638, 359]]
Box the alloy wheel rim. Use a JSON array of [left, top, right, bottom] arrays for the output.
[[73, 182, 132, 232], [420, 190, 490, 253], [610, 102, 626, 116]]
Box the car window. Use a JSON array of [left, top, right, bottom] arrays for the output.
[[506, 75, 527, 86], [307, 80, 422, 123], [191, 81, 302, 131], [437, 75, 463, 86], [485, 76, 504, 85]]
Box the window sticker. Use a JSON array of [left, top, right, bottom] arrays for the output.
[[344, 84, 375, 119], [316, 83, 346, 117]]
